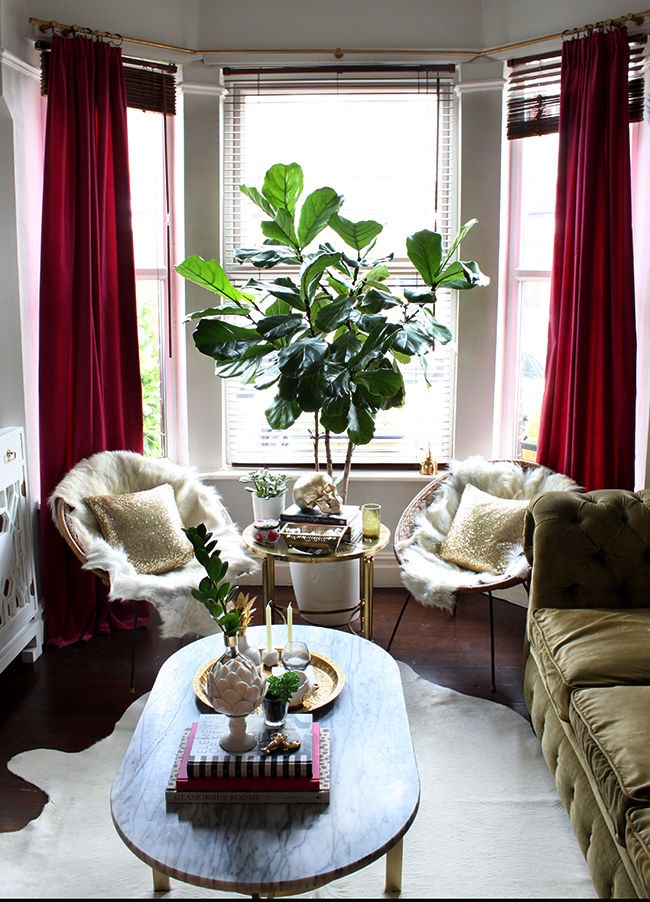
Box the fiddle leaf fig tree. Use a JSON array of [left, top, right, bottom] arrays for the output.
[[177, 162, 489, 501]]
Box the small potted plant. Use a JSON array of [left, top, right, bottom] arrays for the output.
[[240, 467, 292, 520], [184, 523, 266, 752], [263, 671, 301, 730]]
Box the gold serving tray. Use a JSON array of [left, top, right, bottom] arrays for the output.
[[193, 649, 345, 714]]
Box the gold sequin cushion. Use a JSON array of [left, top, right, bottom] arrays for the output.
[[438, 484, 529, 575], [84, 484, 194, 575]]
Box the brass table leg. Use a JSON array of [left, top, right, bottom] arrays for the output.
[[152, 868, 170, 891], [362, 556, 374, 641], [385, 838, 403, 893]]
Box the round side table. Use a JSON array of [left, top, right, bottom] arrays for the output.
[[243, 523, 390, 641]]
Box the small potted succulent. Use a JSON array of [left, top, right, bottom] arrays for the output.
[[240, 467, 292, 520], [263, 671, 301, 730]]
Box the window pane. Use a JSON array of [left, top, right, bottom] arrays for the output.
[[516, 280, 551, 457], [223, 74, 454, 467], [519, 133, 558, 269], [136, 281, 164, 457], [513, 133, 558, 458], [127, 108, 168, 457]]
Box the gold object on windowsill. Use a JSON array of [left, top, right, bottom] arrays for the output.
[[419, 444, 438, 476]]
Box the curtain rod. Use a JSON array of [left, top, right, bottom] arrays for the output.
[[30, 9, 650, 64]]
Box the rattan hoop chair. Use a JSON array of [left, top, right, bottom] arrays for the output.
[[50, 450, 256, 691], [389, 459, 545, 691]]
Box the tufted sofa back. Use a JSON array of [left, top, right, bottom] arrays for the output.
[[523, 489, 650, 614]]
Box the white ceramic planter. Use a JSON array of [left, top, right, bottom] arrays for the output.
[[252, 492, 287, 521], [289, 559, 360, 627]]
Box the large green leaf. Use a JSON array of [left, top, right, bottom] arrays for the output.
[[277, 375, 300, 400], [406, 230, 444, 287], [314, 296, 354, 332], [320, 399, 349, 435], [265, 395, 301, 430], [352, 322, 402, 365], [297, 188, 344, 249], [300, 252, 341, 300], [186, 300, 252, 321], [193, 319, 262, 360], [330, 330, 362, 364], [439, 218, 477, 270], [391, 323, 433, 356], [317, 362, 350, 398], [263, 277, 306, 312], [214, 352, 266, 379], [175, 256, 251, 303], [363, 263, 391, 283], [447, 260, 490, 289], [403, 287, 438, 305], [256, 314, 304, 341], [277, 337, 328, 377], [347, 405, 376, 445], [357, 288, 400, 314], [356, 366, 403, 399], [239, 184, 275, 218], [296, 374, 325, 412], [329, 213, 384, 251], [420, 308, 453, 344], [234, 246, 299, 268], [252, 362, 281, 389], [262, 163, 303, 213], [261, 208, 299, 249]]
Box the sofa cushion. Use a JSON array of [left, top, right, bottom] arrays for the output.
[[529, 608, 650, 721], [626, 806, 650, 896], [569, 686, 650, 845]]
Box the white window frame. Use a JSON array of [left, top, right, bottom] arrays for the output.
[[220, 67, 458, 470]]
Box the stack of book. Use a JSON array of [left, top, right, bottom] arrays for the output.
[[280, 503, 362, 543], [166, 712, 330, 805]]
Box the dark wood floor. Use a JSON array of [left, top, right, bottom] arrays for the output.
[[0, 585, 529, 833]]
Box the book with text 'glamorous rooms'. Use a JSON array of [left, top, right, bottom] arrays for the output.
[[166, 721, 330, 805], [186, 712, 313, 778]]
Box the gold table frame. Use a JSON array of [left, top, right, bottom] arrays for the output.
[[243, 523, 390, 641]]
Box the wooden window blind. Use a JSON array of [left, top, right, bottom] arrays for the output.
[[36, 40, 177, 115], [506, 32, 646, 140]]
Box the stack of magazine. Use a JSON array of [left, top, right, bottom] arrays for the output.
[[166, 712, 330, 805], [280, 503, 362, 543]]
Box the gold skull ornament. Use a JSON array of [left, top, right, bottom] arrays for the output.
[[292, 472, 343, 515]]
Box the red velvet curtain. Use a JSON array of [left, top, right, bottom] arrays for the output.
[[537, 28, 637, 490], [39, 36, 148, 646]]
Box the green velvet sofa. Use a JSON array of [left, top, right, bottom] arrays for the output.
[[523, 488, 650, 898]]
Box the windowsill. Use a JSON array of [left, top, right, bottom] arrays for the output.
[[198, 467, 440, 482]]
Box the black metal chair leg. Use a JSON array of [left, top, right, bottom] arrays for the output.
[[488, 591, 496, 692], [74, 580, 109, 650], [386, 593, 411, 653], [130, 599, 139, 694]]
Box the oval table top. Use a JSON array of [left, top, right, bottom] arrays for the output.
[[111, 623, 420, 896]]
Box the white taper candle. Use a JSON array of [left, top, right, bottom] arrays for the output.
[[266, 603, 272, 652]]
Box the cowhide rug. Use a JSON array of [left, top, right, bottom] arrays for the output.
[[0, 664, 596, 899]]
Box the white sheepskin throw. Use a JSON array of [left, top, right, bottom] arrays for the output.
[[50, 451, 259, 638], [397, 456, 581, 614]]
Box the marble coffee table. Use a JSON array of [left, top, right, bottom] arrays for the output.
[[111, 624, 420, 897]]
